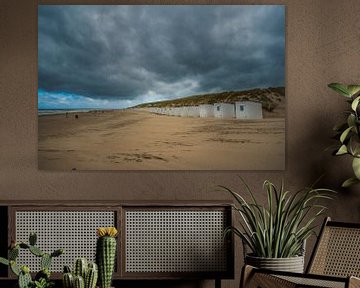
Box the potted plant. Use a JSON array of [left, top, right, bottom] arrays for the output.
[[221, 179, 334, 273], [328, 83, 360, 187]]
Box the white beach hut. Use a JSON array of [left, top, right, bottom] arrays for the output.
[[180, 106, 190, 117], [188, 106, 200, 117], [214, 103, 235, 119], [235, 101, 263, 119], [173, 107, 181, 116], [199, 104, 214, 118]]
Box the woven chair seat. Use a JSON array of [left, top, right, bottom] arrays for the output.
[[241, 218, 360, 288]]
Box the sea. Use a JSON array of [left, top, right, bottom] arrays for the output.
[[38, 108, 110, 116]]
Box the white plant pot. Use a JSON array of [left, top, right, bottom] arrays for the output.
[[245, 254, 305, 273]]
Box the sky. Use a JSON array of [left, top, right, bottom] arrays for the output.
[[38, 5, 285, 109]]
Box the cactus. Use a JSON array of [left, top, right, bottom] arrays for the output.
[[74, 275, 85, 288], [29, 245, 44, 257], [74, 258, 88, 279], [63, 260, 98, 288], [0, 232, 63, 288], [85, 263, 98, 288], [35, 268, 51, 281], [29, 232, 37, 246], [18, 270, 32, 288], [10, 260, 20, 276], [9, 246, 19, 260], [96, 227, 118, 288], [0, 257, 9, 266], [51, 248, 64, 258], [41, 253, 52, 270], [63, 272, 74, 288], [64, 265, 72, 273]]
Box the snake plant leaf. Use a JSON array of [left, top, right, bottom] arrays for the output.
[[328, 83, 352, 97], [347, 85, 360, 97], [351, 96, 360, 111], [342, 177, 360, 188], [336, 144, 348, 155], [340, 126, 353, 143], [221, 180, 335, 258]]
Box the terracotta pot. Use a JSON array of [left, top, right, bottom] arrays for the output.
[[245, 254, 305, 273]]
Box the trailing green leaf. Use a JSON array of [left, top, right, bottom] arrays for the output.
[[329, 82, 360, 186], [328, 83, 352, 97], [336, 144, 348, 155], [342, 177, 360, 188]]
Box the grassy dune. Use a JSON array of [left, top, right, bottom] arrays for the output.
[[134, 87, 285, 113]]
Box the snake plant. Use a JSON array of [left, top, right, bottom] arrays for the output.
[[328, 83, 360, 187], [222, 179, 335, 258]]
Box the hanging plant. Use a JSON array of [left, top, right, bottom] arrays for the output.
[[328, 83, 360, 187]]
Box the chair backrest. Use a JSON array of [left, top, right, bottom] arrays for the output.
[[307, 217, 360, 277]]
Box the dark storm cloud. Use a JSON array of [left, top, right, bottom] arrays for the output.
[[38, 5, 285, 101]]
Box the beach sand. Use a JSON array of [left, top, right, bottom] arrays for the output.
[[38, 110, 285, 170]]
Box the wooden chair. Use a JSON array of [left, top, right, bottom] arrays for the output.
[[241, 217, 360, 288]]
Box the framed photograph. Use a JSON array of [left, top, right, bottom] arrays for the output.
[[38, 4, 285, 170]]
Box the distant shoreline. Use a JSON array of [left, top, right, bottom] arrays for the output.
[[38, 109, 118, 116]]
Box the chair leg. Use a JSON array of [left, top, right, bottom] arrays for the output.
[[349, 276, 360, 288], [240, 265, 255, 288], [240, 265, 296, 288]]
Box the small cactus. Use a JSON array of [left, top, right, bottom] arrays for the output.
[[10, 260, 20, 276], [18, 269, 32, 288], [0, 232, 63, 288], [96, 227, 118, 288], [63, 260, 98, 288], [74, 258, 88, 279], [9, 247, 19, 260], [29, 245, 44, 257], [62, 265, 74, 288], [85, 263, 98, 288], [0, 257, 9, 266], [51, 248, 64, 258], [29, 232, 37, 246], [74, 275, 85, 288], [35, 268, 50, 281], [41, 253, 52, 270]]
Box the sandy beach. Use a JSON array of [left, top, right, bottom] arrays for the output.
[[38, 110, 285, 170]]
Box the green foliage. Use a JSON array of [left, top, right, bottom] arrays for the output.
[[32, 278, 54, 288], [221, 178, 335, 258], [0, 233, 63, 288], [329, 83, 360, 187]]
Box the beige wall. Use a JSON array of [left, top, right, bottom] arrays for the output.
[[1, 0, 360, 287]]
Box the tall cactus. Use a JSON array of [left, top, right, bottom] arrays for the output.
[[96, 227, 118, 288]]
